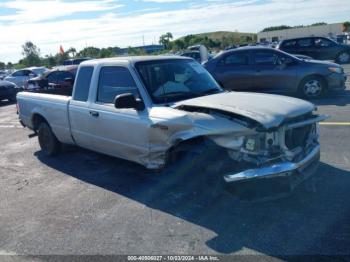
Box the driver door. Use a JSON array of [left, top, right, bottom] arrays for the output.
[[88, 66, 151, 162]]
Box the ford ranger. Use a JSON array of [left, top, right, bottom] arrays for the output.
[[17, 56, 327, 193]]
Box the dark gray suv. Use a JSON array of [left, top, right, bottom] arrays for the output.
[[204, 47, 347, 99]]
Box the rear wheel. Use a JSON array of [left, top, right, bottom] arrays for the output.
[[8, 94, 16, 102], [298, 76, 326, 99], [336, 52, 350, 64], [38, 122, 61, 156]]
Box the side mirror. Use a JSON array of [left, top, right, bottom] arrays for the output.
[[114, 93, 145, 111], [64, 77, 74, 85]]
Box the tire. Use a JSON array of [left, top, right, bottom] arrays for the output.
[[297, 76, 326, 99], [38, 122, 61, 156], [336, 51, 350, 64], [8, 95, 16, 102]]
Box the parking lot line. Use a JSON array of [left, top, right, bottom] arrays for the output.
[[320, 122, 350, 126]]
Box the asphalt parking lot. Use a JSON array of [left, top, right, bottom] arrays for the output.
[[1, 66, 350, 258]]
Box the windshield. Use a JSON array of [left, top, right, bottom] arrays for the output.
[[135, 59, 222, 104]]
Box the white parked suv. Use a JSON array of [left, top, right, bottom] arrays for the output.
[[4, 69, 37, 88]]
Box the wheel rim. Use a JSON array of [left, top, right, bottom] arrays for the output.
[[338, 52, 350, 63], [303, 79, 322, 97]]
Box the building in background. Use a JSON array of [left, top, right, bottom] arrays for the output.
[[258, 22, 347, 43]]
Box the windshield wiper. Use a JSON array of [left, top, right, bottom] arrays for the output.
[[157, 91, 197, 98]]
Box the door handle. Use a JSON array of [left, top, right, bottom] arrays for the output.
[[89, 111, 99, 117]]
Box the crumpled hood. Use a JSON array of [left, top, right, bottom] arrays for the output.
[[174, 92, 316, 130]]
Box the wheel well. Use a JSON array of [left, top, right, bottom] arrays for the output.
[[300, 74, 328, 89], [32, 114, 48, 131]]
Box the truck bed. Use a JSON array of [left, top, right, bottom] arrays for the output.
[[17, 92, 74, 144]]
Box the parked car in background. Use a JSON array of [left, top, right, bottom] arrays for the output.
[[27, 66, 48, 76], [0, 70, 10, 80], [4, 69, 37, 88], [25, 65, 77, 96], [180, 51, 201, 62], [0, 80, 18, 102], [62, 58, 90, 66], [204, 47, 346, 99], [277, 36, 350, 64]]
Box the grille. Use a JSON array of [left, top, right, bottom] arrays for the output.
[[285, 124, 312, 149]]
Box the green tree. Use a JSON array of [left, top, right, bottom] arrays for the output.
[[6, 62, 13, 69], [99, 47, 115, 58], [343, 21, 350, 32], [311, 22, 327, 26], [262, 25, 292, 32], [66, 47, 77, 58], [159, 32, 174, 49], [42, 54, 57, 68], [0, 62, 5, 70], [21, 41, 41, 67], [77, 47, 100, 58], [127, 47, 146, 56]]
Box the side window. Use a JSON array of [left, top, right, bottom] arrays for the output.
[[23, 70, 34, 76], [297, 38, 312, 47], [47, 72, 58, 82], [314, 38, 334, 47], [97, 66, 137, 104], [222, 52, 249, 65], [253, 52, 278, 65], [73, 66, 94, 102], [56, 71, 73, 82], [12, 71, 24, 77], [282, 40, 296, 47]]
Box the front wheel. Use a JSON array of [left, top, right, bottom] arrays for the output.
[[38, 122, 61, 156], [336, 52, 350, 64], [298, 76, 326, 99]]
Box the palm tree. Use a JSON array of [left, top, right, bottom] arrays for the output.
[[165, 32, 173, 42], [67, 47, 77, 58]]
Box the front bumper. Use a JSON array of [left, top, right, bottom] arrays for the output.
[[326, 73, 347, 91], [223, 144, 320, 183]]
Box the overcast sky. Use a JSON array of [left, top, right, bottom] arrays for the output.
[[0, 0, 349, 63]]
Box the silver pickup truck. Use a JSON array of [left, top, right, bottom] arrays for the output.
[[17, 56, 327, 192]]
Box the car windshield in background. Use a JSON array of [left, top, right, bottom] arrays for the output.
[[135, 59, 222, 104]]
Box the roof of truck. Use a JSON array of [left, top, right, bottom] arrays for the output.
[[80, 55, 191, 66]]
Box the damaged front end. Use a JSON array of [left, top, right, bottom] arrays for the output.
[[175, 104, 327, 197]]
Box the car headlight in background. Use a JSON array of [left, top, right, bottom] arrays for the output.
[[328, 67, 343, 74]]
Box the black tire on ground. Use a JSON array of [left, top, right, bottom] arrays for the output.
[[8, 95, 16, 102], [297, 75, 327, 99], [336, 51, 350, 64], [38, 122, 61, 156]]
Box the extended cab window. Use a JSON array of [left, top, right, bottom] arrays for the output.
[[73, 66, 93, 102], [97, 66, 137, 104]]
